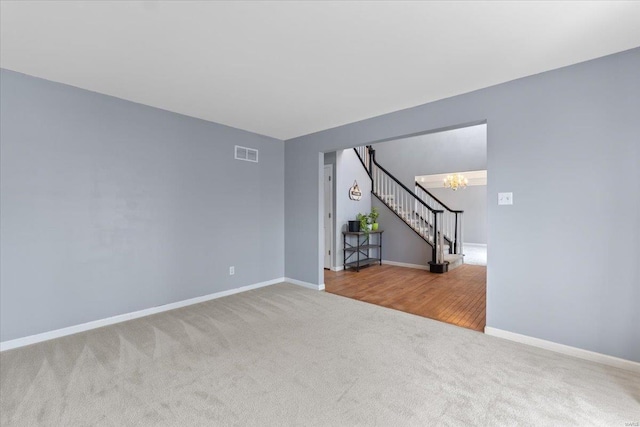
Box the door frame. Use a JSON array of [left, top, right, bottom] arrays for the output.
[[323, 164, 334, 269]]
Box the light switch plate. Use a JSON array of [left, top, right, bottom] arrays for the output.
[[498, 192, 513, 205]]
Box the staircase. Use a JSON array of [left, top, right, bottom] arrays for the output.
[[354, 145, 464, 273]]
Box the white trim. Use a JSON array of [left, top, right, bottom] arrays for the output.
[[330, 266, 344, 272], [323, 164, 334, 270], [382, 260, 429, 270], [285, 277, 325, 291], [0, 277, 285, 352], [484, 327, 640, 373], [463, 242, 487, 248]]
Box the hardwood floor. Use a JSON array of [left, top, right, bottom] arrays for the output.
[[324, 264, 486, 332]]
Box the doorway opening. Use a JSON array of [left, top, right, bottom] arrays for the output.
[[322, 123, 488, 332]]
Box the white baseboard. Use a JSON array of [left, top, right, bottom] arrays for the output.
[[330, 266, 344, 272], [463, 242, 487, 248], [0, 277, 285, 352], [484, 327, 640, 373], [284, 277, 325, 291], [382, 260, 429, 270]]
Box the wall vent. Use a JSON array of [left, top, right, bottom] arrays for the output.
[[235, 145, 259, 163]]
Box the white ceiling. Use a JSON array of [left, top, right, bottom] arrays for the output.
[[2, 1, 639, 140]]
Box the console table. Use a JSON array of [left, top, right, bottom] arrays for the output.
[[342, 230, 383, 272]]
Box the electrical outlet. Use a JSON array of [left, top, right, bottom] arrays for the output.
[[229, 266, 235, 275], [498, 192, 513, 205]]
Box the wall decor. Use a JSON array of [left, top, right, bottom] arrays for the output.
[[349, 180, 362, 201]]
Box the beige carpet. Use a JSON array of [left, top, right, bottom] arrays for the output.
[[1, 283, 638, 426]]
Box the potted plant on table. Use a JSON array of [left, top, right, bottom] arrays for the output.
[[356, 207, 380, 234], [369, 207, 379, 231], [357, 212, 371, 234]]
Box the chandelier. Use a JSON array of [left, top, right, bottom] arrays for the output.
[[443, 174, 468, 191]]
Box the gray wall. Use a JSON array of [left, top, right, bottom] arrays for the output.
[[428, 186, 487, 245], [284, 48, 640, 362], [373, 124, 487, 188], [372, 198, 431, 266], [0, 69, 285, 342]]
